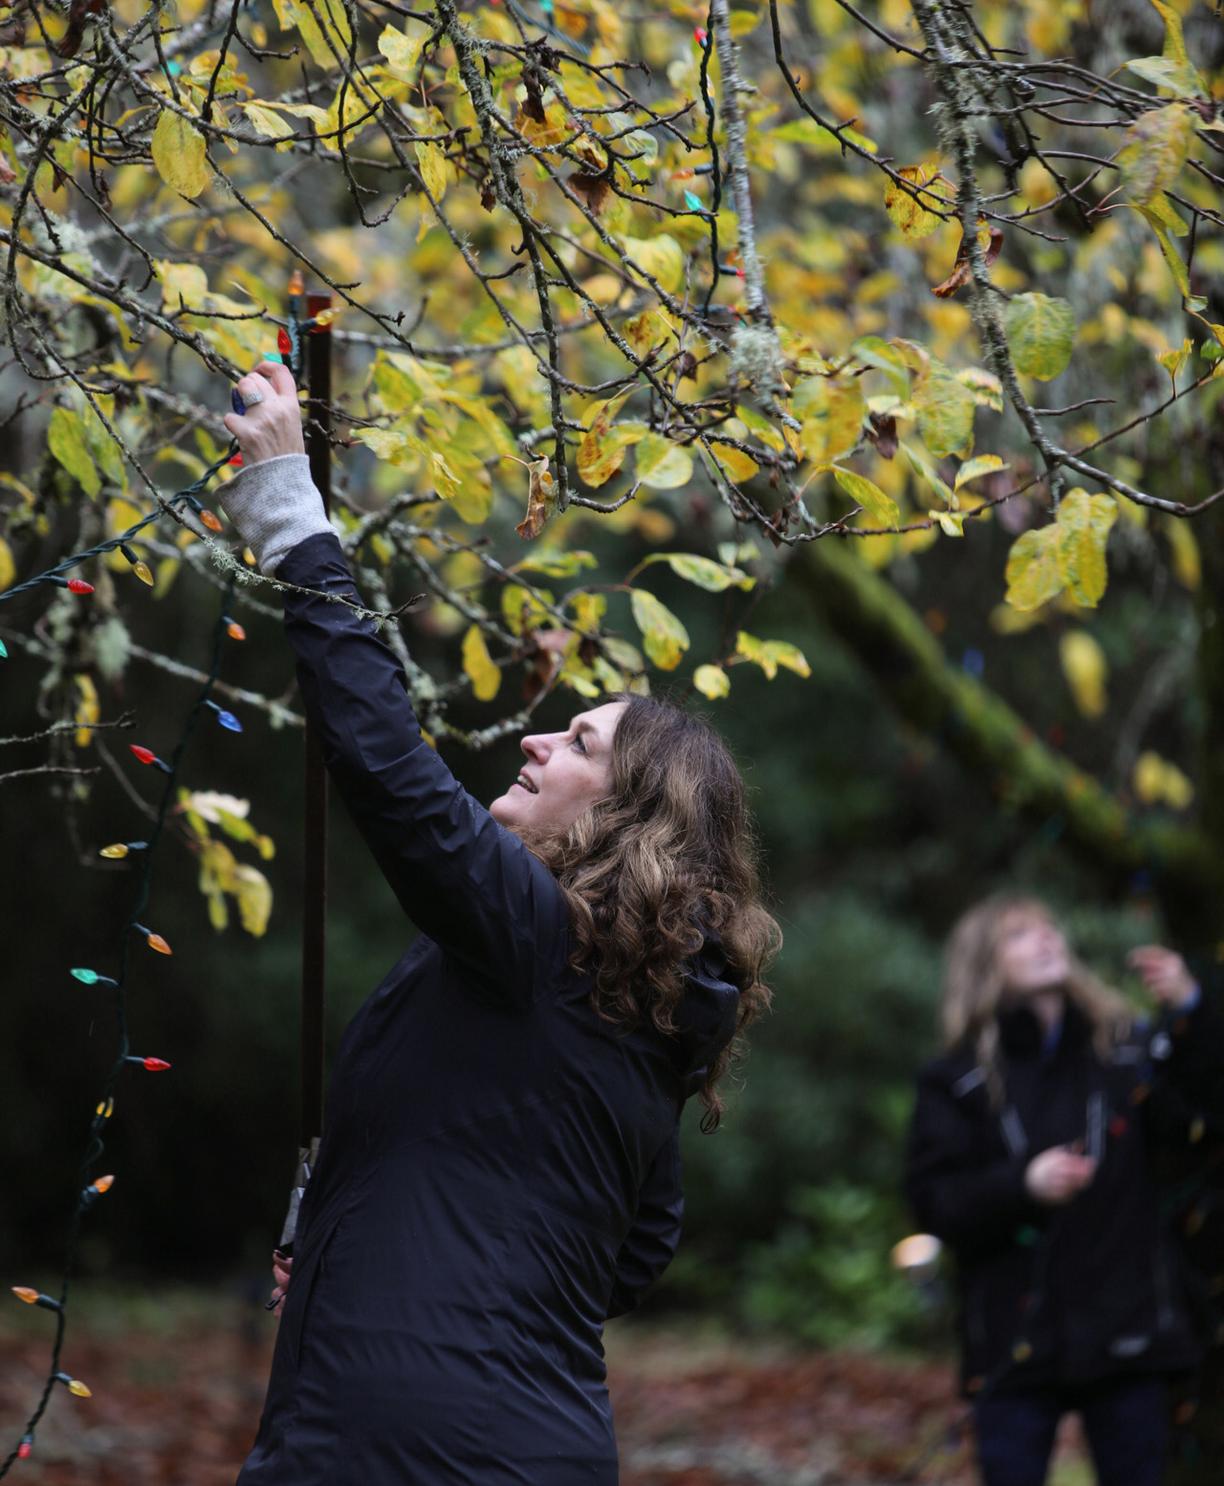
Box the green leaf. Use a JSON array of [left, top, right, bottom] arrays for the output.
[[693, 664, 730, 700], [48, 406, 100, 497], [1005, 293, 1075, 380], [1117, 104, 1194, 206], [1124, 55, 1205, 96], [461, 625, 501, 702], [640, 553, 754, 591], [629, 589, 689, 670], [1056, 488, 1117, 607], [902, 440, 956, 509], [635, 433, 693, 489], [831, 466, 899, 525], [914, 362, 976, 457], [1005, 525, 1063, 611], [151, 110, 210, 199], [1136, 203, 1192, 297]]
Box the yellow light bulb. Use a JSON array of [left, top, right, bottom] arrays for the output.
[[95, 1098, 114, 1119], [67, 1379, 91, 1398], [312, 307, 338, 329], [100, 843, 129, 860], [133, 560, 154, 587], [243, 547, 256, 567]]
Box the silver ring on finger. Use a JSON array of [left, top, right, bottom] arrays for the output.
[[242, 387, 266, 407]]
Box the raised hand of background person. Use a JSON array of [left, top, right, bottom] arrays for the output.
[[1127, 945, 1199, 1011], [1024, 1146, 1097, 1205]]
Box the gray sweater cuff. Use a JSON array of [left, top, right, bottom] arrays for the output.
[[217, 453, 333, 575]]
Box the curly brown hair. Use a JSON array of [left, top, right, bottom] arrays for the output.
[[525, 694, 781, 1130]]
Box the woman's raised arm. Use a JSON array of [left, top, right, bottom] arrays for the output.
[[219, 369, 568, 1003]]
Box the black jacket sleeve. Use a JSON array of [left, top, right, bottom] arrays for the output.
[[277, 533, 568, 1003], [606, 1130, 683, 1319], [1156, 978, 1224, 1137], [905, 1064, 1040, 1258]]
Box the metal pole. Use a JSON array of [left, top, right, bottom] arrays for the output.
[[300, 291, 332, 1151]]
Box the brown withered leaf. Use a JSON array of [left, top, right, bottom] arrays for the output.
[[515, 455, 557, 541], [932, 222, 1004, 298], [522, 67, 547, 125], [569, 168, 611, 215], [867, 412, 898, 459], [54, 0, 107, 57]]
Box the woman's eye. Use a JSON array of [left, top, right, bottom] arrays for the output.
[[571, 734, 586, 754]]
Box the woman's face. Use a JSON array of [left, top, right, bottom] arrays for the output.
[[996, 910, 1071, 996], [489, 701, 626, 838]]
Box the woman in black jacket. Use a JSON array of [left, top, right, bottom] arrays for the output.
[[906, 894, 1223, 1486], [218, 360, 779, 1485]]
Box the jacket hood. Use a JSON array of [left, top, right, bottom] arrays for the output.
[[673, 927, 740, 1098]]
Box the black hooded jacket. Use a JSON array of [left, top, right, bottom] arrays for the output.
[[905, 990, 1224, 1396], [237, 534, 740, 1485]]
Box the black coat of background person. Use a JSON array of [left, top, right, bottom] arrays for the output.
[[236, 534, 740, 1485], [905, 990, 1224, 1396]]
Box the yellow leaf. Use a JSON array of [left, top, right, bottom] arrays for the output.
[[74, 674, 99, 749], [931, 509, 966, 536], [378, 22, 425, 78], [630, 589, 689, 670], [884, 162, 946, 241], [0, 537, 15, 591], [462, 625, 501, 702], [1118, 104, 1193, 207], [832, 466, 899, 525], [1165, 516, 1199, 590], [635, 433, 693, 490], [795, 375, 865, 464], [1005, 525, 1063, 611], [1134, 750, 1194, 810], [1156, 338, 1192, 385], [709, 443, 760, 482], [151, 109, 210, 199], [694, 664, 730, 700], [48, 406, 100, 498], [735, 631, 811, 680], [416, 140, 449, 201], [1056, 488, 1117, 607], [620, 234, 685, 294], [233, 864, 273, 937], [1059, 630, 1108, 718], [955, 454, 1006, 490]]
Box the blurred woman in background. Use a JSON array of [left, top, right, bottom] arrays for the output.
[[906, 894, 1223, 1486]]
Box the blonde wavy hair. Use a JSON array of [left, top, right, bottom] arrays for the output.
[[526, 694, 781, 1130], [942, 894, 1132, 1105]]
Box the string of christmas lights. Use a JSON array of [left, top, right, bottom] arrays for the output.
[[0, 573, 244, 1475], [0, 290, 318, 1473]]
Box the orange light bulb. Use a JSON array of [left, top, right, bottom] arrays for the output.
[[199, 509, 223, 533], [94, 1175, 115, 1194], [12, 1287, 39, 1305]]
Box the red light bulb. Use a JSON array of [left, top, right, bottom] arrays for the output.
[[143, 1057, 171, 1072], [228, 453, 244, 467], [67, 578, 94, 595], [277, 327, 292, 355], [129, 745, 156, 766]]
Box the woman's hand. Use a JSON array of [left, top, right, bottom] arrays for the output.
[[222, 360, 305, 466], [1128, 945, 1199, 1011], [1025, 1146, 1097, 1205], [269, 1249, 293, 1314]]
